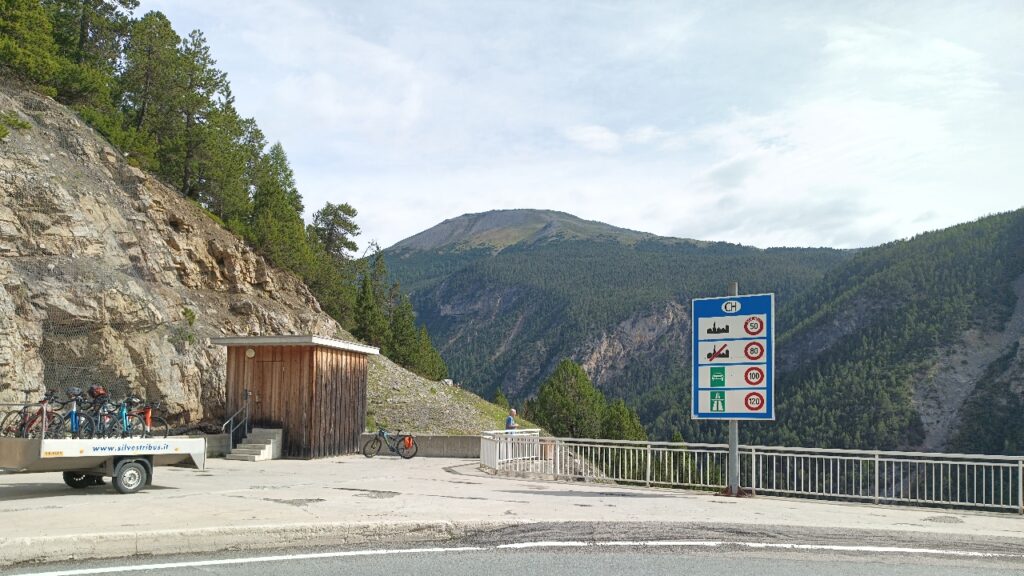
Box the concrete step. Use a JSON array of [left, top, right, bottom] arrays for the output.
[[245, 436, 279, 444], [224, 453, 258, 462], [236, 442, 271, 450], [229, 448, 265, 456]]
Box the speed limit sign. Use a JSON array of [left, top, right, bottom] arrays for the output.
[[692, 293, 774, 420], [744, 392, 764, 411]]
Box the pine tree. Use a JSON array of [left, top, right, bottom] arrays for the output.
[[117, 10, 181, 170], [45, 0, 137, 68], [250, 142, 310, 272], [177, 29, 225, 199], [414, 326, 448, 380], [387, 293, 418, 365], [494, 389, 510, 410], [0, 0, 60, 84], [354, 272, 389, 348], [120, 11, 179, 132], [533, 359, 605, 439], [602, 399, 647, 441], [311, 202, 360, 260], [200, 98, 263, 229], [44, 0, 137, 103]]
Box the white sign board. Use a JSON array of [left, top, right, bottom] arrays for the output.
[[691, 293, 775, 420]]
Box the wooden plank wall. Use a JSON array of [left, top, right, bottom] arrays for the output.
[[224, 345, 367, 459], [313, 347, 367, 457]]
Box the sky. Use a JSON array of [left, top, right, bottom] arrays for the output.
[[141, 1, 1024, 251]]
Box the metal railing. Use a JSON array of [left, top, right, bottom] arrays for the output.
[[481, 429, 542, 470], [479, 432, 1024, 514], [221, 390, 251, 448]]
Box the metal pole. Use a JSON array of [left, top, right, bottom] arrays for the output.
[[874, 452, 880, 504], [751, 447, 758, 495], [646, 442, 652, 487], [727, 281, 740, 496], [1018, 459, 1023, 515]]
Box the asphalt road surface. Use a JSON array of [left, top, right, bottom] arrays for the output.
[[8, 520, 1024, 576], [9, 543, 1024, 576]]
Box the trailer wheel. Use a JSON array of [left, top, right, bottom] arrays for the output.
[[63, 471, 93, 489], [113, 461, 147, 494]]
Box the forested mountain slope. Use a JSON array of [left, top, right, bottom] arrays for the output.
[[386, 209, 1024, 453]]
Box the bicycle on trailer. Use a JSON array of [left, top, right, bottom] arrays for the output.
[[81, 386, 145, 439], [128, 397, 169, 438], [62, 387, 95, 439], [362, 427, 418, 459], [0, 389, 64, 438]]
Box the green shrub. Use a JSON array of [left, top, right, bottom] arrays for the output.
[[0, 111, 30, 130]]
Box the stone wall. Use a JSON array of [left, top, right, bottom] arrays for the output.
[[358, 433, 480, 458]]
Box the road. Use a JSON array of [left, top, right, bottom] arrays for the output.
[[8, 541, 1024, 576], [3, 457, 1024, 567]]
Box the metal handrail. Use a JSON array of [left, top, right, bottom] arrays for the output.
[[221, 390, 251, 448], [480, 433, 1024, 514], [482, 432, 1024, 462]]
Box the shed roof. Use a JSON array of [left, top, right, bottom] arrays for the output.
[[210, 335, 379, 355]]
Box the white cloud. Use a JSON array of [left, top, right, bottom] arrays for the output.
[[563, 125, 621, 153], [822, 23, 998, 103], [139, 0, 1024, 250]]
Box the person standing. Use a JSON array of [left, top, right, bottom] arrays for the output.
[[505, 408, 518, 430]]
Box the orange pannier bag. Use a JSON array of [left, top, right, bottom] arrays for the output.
[[404, 436, 413, 449]]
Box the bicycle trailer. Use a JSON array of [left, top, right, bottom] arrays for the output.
[[0, 436, 206, 494]]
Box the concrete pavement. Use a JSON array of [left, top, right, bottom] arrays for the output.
[[1, 456, 1022, 566]]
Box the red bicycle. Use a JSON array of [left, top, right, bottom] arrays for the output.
[[0, 389, 65, 438]]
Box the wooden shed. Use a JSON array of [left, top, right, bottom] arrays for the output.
[[211, 335, 379, 459]]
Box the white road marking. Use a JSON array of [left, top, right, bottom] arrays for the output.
[[19, 540, 1024, 575], [21, 547, 486, 576], [497, 541, 589, 549]]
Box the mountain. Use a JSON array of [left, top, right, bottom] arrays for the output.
[[385, 209, 1024, 453], [0, 76, 504, 435], [392, 209, 656, 252]]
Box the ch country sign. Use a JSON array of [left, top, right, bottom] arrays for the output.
[[692, 293, 775, 420]]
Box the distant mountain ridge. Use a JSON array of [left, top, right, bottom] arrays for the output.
[[385, 208, 1024, 454], [390, 209, 657, 251]]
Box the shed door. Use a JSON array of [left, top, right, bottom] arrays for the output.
[[253, 359, 282, 426]]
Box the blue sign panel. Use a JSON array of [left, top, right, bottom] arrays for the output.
[[691, 293, 774, 420]]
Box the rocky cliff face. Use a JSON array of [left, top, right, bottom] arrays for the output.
[[0, 77, 341, 424], [578, 301, 688, 391]]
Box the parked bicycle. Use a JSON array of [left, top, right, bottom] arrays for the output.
[[362, 427, 418, 459], [129, 398, 169, 438], [62, 387, 95, 439], [0, 389, 64, 438], [80, 386, 145, 439]]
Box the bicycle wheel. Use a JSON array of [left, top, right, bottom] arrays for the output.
[[362, 437, 382, 458], [0, 411, 24, 437], [114, 414, 146, 438], [26, 413, 64, 439], [396, 435, 418, 459], [72, 414, 95, 439], [145, 416, 169, 438]]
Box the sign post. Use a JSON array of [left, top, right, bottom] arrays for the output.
[[691, 285, 775, 496]]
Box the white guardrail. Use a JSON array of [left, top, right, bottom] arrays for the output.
[[479, 431, 1024, 514]]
